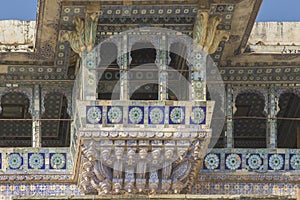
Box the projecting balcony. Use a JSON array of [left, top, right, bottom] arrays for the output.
[[72, 99, 214, 194]]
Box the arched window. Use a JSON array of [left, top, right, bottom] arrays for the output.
[[129, 42, 158, 100], [41, 92, 70, 147], [0, 92, 32, 147], [277, 92, 300, 148], [168, 42, 189, 100], [97, 42, 120, 100], [233, 92, 267, 148]]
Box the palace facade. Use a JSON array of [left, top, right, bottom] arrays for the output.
[[0, 0, 299, 199]]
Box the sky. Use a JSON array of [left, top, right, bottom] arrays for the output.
[[0, 0, 299, 21]]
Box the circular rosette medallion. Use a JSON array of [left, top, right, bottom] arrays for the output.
[[28, 153, 44, 169], [50, 153, 66, 169], [290, 154, 300, 170], [149, 107, 164, 124], [128, 107, 144, 124], [107, 107, 122, 124], [8, 153, 23, 169], [246, 154, 263, 170], [269, 154, 284, 170], [225, 154, 241, 170], [191, 107, 205, 124], [204, 153, 220, 170], [169, 107, 185, 124], [86, 106, 102, 124]]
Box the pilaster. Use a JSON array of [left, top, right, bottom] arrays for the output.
[[226, 84, 233, 148], [32, 84, 41, 147]]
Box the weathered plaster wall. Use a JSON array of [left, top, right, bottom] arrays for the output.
[[0, 20, 35, 44], [0, 20, 35, 52], [249, 22, 300, 45]]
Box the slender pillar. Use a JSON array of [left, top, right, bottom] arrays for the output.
[[159, 34, 168, 100], [269, 84, 277, 148], [191, 51, 206, 101], [82, 50, 98, 100], [32, 84, 41, 147], [226, 84, 233, 148], [120, 34, 129, 100]]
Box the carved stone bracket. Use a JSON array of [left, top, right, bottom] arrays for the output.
[[61, 12, 99, 57], [193, 11, 229, 55], [78, 130, 210, 195]]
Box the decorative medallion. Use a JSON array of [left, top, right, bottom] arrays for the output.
[[204, 153, 220, 170], [290, 154, 300, 170], [8, 153, 23, 170], [190, 106, 206, 124], [28, 153, 45, 169], [246, 154, 263, 171], [107, 106, 123, 124], [148, 106, 164, 124], [85, 53, 96, 68], [86, 106, 102, 124], [268, 154, 284, 170], [169, 106, 185, 124], [128, 106, 144, 124], [50, 153, 66, 170], [225, 153, 242, 170]]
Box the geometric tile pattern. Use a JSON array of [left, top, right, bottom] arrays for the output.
[[0, 149, 70, 173], [0, 184, 82, 200], [192, 182, 299, 196], [203, 149, 300, 172], [86, 105, 206, 125]]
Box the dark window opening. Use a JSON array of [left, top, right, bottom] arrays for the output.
[[97, 42, 120, 100], [233, 93, 267, 148], [41, 92, 70, 147], [277, 93, 300, 148], [0, 92, 32, 147], [168, 42, 189, 100], [129, 42, 158, 100]]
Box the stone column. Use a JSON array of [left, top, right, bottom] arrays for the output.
[[269, 84, 277, 148], [226, 84, 233, 148], [32, 84, 41, 147], [120, 34, 129, 100], [159, 34, 167, 100]]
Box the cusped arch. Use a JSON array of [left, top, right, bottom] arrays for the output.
[[233, 88, 268, 115], [41, 88, 72, 116], [0, 88, 33, 115]]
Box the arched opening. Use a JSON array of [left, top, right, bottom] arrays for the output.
[[130, 83, 177, 100], [277, 92, 300, 148], [130, 42, 156, 66], [129, 42, 158, 100], [97, 42, 120, 100], [168, 42, 189, 100], [0, 92, 32, 147], [233, 92, 267, 148], [41, 92, 70, 147], [131, 83, 158, 100]]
